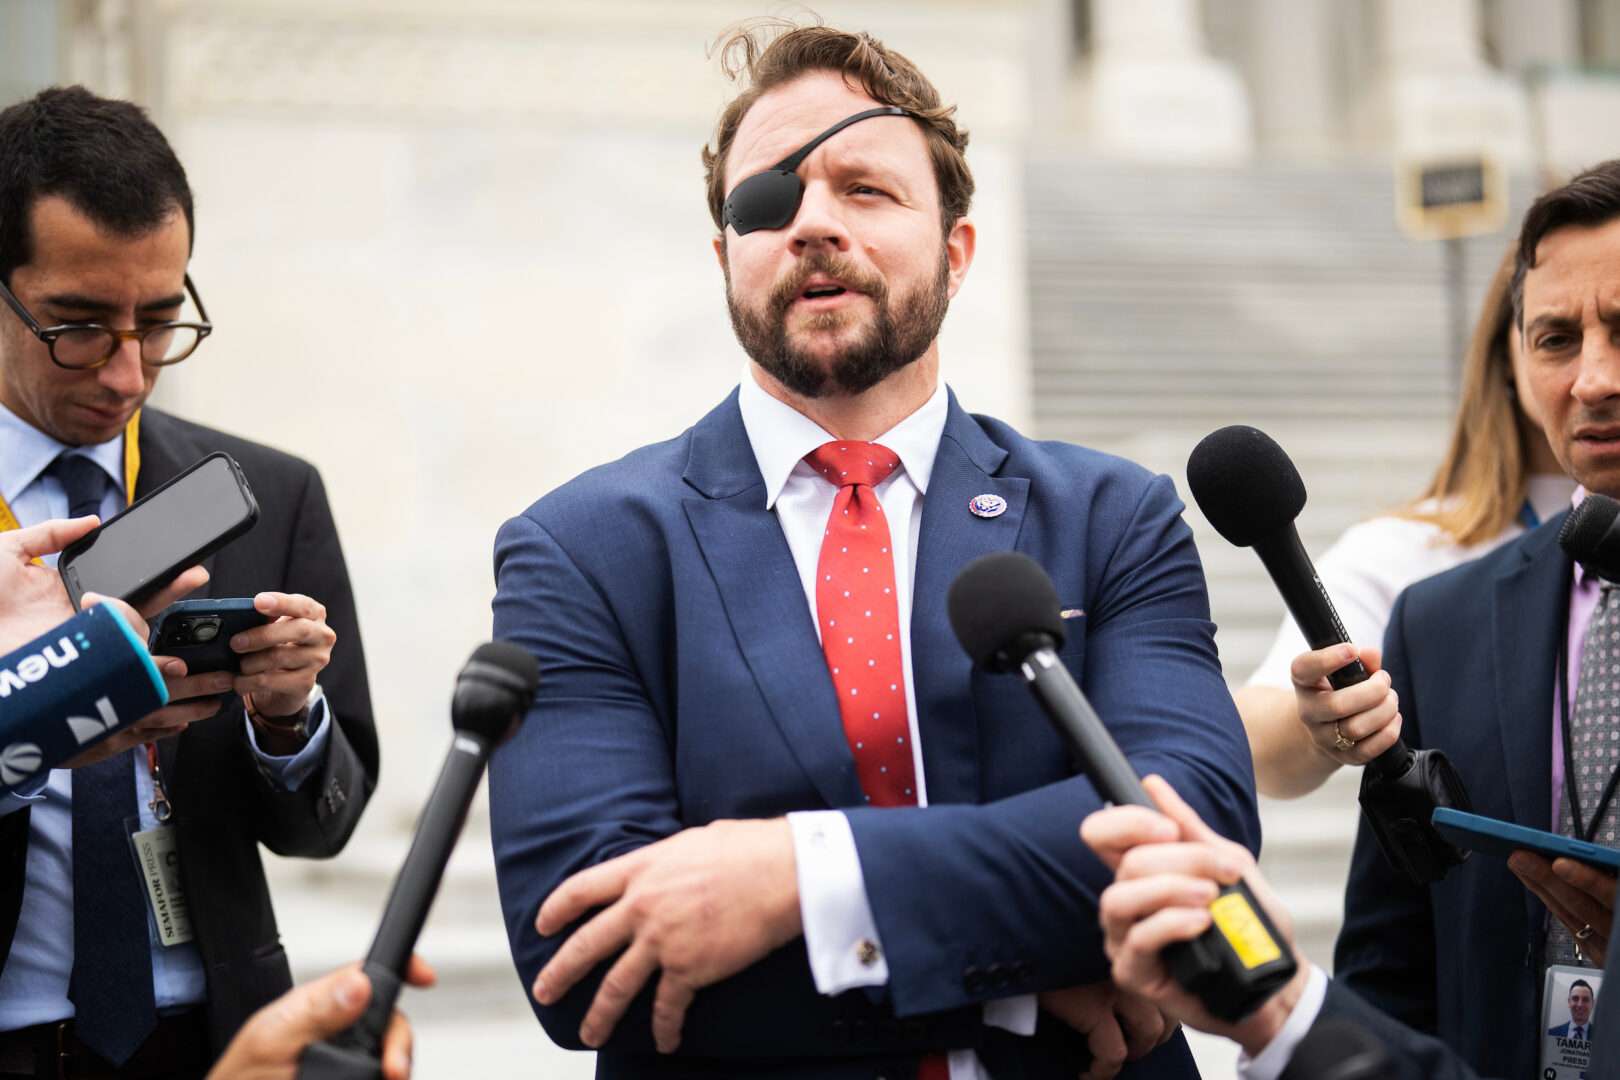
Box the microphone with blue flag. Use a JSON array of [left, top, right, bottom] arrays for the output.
[[0, 603, 168, 792]]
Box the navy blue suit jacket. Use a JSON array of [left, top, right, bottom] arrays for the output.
[[1335, 515, 1575, 1079], [488, 390, 1260, 1077]]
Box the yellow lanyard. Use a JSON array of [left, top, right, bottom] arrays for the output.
[[0, 410, 141, 535]]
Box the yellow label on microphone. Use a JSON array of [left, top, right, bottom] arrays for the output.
[[1209, 891, 1282, 970]]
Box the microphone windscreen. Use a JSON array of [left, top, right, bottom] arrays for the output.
[[1560, 493, 1620, 581], [453, 641, 539, 742], [1186, 425, 1307, 548], [467, 641, 539, 692], [947, 552, 1066, 670]]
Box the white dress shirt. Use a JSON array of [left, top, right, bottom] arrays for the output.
[[737, 371, 1036, 1080]]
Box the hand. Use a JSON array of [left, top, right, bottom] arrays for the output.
[[533, 819, 802, 1054], [1510, 851, 1617, 966], [1038, 982, 1179, 1079], [56, 567, 213, 770], [1080, 775, 1311, 1058], [0, 516, 95, 653], [1290, 644, 1402, 767], [205, 954, 436, 1080], [230, 592, 336, 719], [77, 566, 210, 646]]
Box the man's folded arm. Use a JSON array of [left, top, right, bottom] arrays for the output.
[[487, 512, 977, 1059], [846, 474, 1262, 1017]]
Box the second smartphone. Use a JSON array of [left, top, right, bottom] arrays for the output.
[[148, 598, 273, 675]]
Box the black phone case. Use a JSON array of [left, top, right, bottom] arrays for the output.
[[58, 451, 260, 608], [148, 599, 273, 675]]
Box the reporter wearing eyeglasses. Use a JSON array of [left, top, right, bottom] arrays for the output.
[[0, 86, 377, 1078]]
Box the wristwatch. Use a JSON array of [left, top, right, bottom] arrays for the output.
[[244, 686, 318, 742]]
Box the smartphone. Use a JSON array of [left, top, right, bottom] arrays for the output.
[[148, 598, 273, 675], [58, 452, 259, 608], [1431, 807, 1620, 873]]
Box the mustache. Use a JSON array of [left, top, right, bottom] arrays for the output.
[[1573, 408, 1620, 431], [81, 396, 138, 412], [767, 254, 887, 316]]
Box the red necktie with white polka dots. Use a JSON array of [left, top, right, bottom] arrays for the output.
[[806, 441, 920, 807], [807, 442, 948, 1080]]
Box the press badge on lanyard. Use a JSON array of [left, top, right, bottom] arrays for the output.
[[124, 744, 194, 947], [1541, 964, 1603, 1079]]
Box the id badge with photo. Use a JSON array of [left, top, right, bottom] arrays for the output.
[[125, 820, 194, 947], [1542, 963, 1603, 1079]]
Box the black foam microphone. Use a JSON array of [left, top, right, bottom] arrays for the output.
[[299, 642, 540, 1080], [948, 552, 1297, 1023], [1560, 493, 1620, 582], [1187, 425, 1472, 884], [1185, 426, 1369, 692]]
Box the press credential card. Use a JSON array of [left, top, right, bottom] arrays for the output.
[[1542, 963, 1603, 1079]]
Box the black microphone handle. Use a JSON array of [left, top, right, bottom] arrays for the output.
[[1022, 647, 1153, 808], [1252, 526, 1414, 779], [1018, 645, 1297, 1021], [342, 732, 493, 1055]]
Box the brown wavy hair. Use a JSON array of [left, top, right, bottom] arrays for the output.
[[1398, 244, 1537, 545], [701, 19, 973, 234]]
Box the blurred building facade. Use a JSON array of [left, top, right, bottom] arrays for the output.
[[7, 1, 1620, 1075]]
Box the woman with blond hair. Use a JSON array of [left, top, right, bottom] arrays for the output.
[[1236, 246, 1573, 797]]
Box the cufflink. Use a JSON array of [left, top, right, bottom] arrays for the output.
[[856, 938, 881, 967]]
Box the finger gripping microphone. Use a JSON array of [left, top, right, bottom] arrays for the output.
[[299, 642, 540, 1080], [947, 552, 1297, 1022], [1187, 425, 1472, 885]]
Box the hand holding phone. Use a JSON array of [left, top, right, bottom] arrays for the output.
[[148, 599, 274, 676]]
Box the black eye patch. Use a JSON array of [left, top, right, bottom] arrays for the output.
[[722, 106, 911, 236]]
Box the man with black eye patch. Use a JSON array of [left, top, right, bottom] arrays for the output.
[[489, 23, 1259, 1080]]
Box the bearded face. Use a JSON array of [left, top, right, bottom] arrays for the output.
[[725, 245, 950, 398]]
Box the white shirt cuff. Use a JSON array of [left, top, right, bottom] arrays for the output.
[[984, 994, 1037, 1036], [1238, 965, 1330, 1080], [787, 810, 889, 993]]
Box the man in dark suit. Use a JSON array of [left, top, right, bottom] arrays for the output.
[[0, 86, 375, 1077], [1080, 776, 1620, 1080], [1330, 160, 1620, 1078], [488, 23, 1259, 1079]]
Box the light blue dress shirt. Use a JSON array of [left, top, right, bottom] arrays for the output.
[[0, 400, 333, 1029]]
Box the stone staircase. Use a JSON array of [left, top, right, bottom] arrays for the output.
[[1026, 157, 1526, 967]]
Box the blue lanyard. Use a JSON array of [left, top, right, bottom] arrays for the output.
[[1520, 499, 1541, 530]]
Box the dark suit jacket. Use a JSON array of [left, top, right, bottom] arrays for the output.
[[488, 390, 1260, 1078], [1303, 971, 1618, 1079], [0, 407, 377, 1053], [1334, 514, 1576, 1078]]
